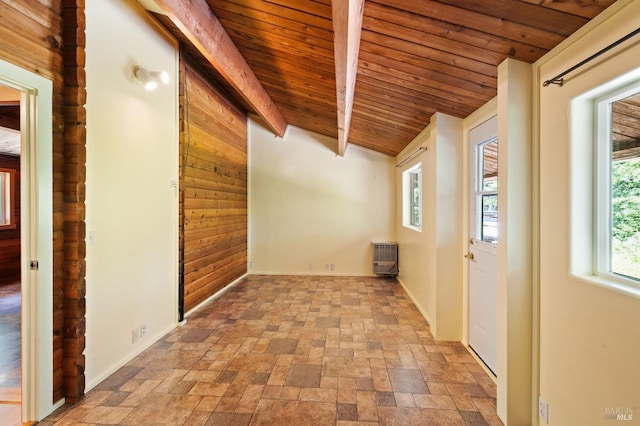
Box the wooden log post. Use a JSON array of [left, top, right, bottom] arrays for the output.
[[61, 0, 87, 403]]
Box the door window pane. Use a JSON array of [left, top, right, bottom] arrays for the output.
[[482, 194, 498, 243], [481, 140, 498, 191], [476, 138, 498, 243]]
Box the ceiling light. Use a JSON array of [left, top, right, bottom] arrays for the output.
[[133, 65, 170, 91]]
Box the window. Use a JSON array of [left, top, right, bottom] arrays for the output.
[[409, 169, 421, 227], [596, 84, 640, 284], [403, 163, 422, 230], [0, 168, 15, 229], [476, 138, 498, 243]]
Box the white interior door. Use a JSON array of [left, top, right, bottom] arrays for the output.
[[468, 117, 498, 374]]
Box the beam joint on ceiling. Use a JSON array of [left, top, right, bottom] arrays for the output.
[[332, 0, 364, 156], [152, 0, 288, 137]]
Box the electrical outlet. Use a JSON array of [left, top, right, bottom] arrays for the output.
[[308, 263, 313, 270], [140, 324, 147, 338], [132, 328, 139, 344], [330, 264, 335, 270], [539, 396, 549, 424], [249, 261, 253, 270]]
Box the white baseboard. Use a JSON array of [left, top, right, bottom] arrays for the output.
[[86, 274, 250, 392], [84, 322, 177, 392], [396, 276, 433, 326], [464, 343, 497, 383], [248, 271, 378, 277], [45, 398, 66, 421], [184, 273, 248, 318]]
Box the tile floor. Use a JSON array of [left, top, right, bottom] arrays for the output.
[[0, 281, 22, 425], [42, 275, 502, 425], [0, 281, 21, 390]]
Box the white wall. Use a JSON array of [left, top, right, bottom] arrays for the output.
[[85, 0, 178, 389], [433, 114, 464, 339], [496, 58, 533, 424], [248, 119, 395, 276], [396, 125, 435, 325], [537, 1, 640, 424], [396, 113, 464, 340]]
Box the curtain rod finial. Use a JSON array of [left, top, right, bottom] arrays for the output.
[[543, 78, 563, 87]]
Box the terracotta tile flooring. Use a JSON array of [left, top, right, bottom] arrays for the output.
[[42, 275, 502, 425]]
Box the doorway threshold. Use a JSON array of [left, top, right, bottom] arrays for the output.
[[0, 387, 20, 403]]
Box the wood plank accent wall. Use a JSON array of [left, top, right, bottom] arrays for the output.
[[180, 52, 248, 312], [0, 155, 20, 283], [0, 0, 86, 403]]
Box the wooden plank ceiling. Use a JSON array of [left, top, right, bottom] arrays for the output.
[[145, 0, 617, 157]]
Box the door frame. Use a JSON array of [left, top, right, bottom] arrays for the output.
[[0, 58, 56, 421], [462, 106, 499, 380]]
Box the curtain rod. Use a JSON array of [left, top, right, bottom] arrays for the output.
[[395, 146, 427, 168], [543, 27, 640, 87]]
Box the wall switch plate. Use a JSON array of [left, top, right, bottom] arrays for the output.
[[539, 396, 549, 424], [87, 231, 95, 245], [330, 264, 335, 270]]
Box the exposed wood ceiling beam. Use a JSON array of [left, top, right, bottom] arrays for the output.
[[332, 0, 364, 156], [152, 0, 288, 137], [150, 0, 617, 157]]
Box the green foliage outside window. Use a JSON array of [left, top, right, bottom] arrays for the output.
[[611, 157, 640, 280]]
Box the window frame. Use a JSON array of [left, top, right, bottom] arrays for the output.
[[0, 167, 16, 230], [402, 163, 422, 231], [475, 137, 498, 244], [594, 81, 640, 287]]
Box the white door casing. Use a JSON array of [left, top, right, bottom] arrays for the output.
[[0, 58, 56, 421], [468, 116, 498, 374]]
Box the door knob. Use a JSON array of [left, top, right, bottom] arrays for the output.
[[464, 252, 474, 260]]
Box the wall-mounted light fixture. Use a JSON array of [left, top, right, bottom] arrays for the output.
[[133, 65, 170, 91]]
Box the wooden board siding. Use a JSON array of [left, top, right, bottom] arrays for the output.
[[0, 155, 20, 283], [0, 0, 86, 403], [180, 52, 248, 313]]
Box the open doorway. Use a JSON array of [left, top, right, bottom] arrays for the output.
[[0, 57, 55, 423], [0, 83, 22, 424]]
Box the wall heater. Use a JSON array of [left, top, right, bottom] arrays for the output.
[[372, 242, 398, 276]]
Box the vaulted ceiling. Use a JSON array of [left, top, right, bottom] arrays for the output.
[[140, 0, 618, 157]]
